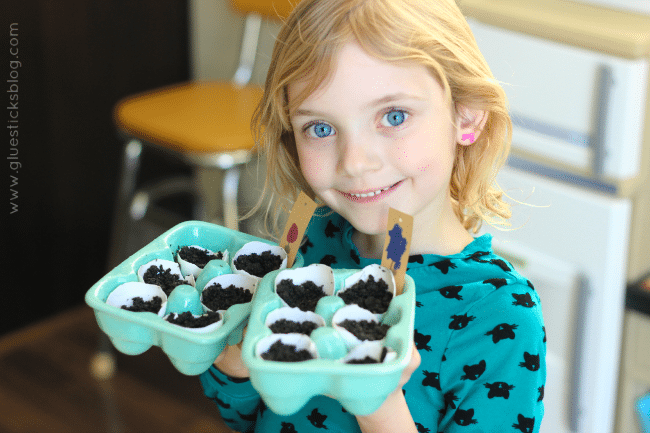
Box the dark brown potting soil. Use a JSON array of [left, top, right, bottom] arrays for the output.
[[337, 275, 393, 314], [142, 264, 185, 296], [202, 283, 252, 311], [338, 319, 390, 341], [276, 279, 325, 312], [166, 311, 221, 328], [260, 340, 314, 362], [268, 318, 319, 336], [176, 246, 223, 268], [234, 250, 282, 278], [121, 296, 163, 313], [346, 357, 378, 364]]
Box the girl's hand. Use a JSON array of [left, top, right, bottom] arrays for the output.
[[397, 342, 421, 389], [355, 343, 421, 433], [213, 328, 250, 378]]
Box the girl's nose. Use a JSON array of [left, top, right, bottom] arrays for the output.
[[337, 134, 382, 178]]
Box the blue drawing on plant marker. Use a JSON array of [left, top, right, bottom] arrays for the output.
[[387, 223, 407, 269]]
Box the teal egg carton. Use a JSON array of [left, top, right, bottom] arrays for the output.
[[85, 221, 303, 376], [242, 264, 415, 416]]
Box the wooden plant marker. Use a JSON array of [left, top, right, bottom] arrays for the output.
[[381, 208, 413, 296], [279, 191, 318, 268]]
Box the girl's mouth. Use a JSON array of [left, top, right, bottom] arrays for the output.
[[339, 180, 404, 203]]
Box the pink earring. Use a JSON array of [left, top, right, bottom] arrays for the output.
[[461, 132, 475, 143]]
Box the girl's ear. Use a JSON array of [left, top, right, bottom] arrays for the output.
[[455, 105, 488, 146]]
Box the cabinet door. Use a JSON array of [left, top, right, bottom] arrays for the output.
[[468, 19, 648, 181], [482, 166, 632, 433]]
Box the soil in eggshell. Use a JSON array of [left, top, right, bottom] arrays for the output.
[[261, 340, 314, 362], [166, 311, 221, 328], [202, 283, 253, 311], [337, 275, 393, 314], [234, 251, 283, 278], [176, 246, 223, 268], [121, 296, 163, 313], [276, 279, 326, 312], [338, 319, 390, 341], [268, 318, 319, 336], [142, 265, 186, 296]]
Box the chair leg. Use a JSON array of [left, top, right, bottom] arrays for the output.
[[130, 176, 197, 220], [97, 139, 143, 403], [223, 165, 241, 231], [191, 168, 209, 222], [107, 139, 143, 270]]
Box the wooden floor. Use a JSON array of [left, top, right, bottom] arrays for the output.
[[0, 306, 233, 433]]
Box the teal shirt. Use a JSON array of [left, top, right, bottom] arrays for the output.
[[201, 207, 546, 433]]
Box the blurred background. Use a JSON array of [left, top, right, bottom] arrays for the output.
[[2, 2, 269, 430], [3, 0, 192, 335], [3, 0, 283, 337], [2, 0, 650, 432]]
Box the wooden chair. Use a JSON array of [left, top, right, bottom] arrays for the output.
[[108, 0, 294, 269]]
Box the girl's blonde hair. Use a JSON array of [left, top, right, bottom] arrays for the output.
[[245, 0, 512, 240]]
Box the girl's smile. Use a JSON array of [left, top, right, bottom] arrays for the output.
[[338, 179, 405, 203], [289, 41, 479, 258]]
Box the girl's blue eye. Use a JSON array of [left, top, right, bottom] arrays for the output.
[[383, 110, 407, 127], [307, 122, 334, 138]]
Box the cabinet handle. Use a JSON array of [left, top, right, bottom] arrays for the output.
[[570, 275, 592, 432], [591, 65, 614, 179]]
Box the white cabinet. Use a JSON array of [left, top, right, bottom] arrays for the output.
[[467, 11, 650, 432], [482, 166, 632, 433], [469, 19, 648, 181]]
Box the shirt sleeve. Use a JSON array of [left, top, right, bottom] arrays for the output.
[[199, 365, 262, 433], [438, 284, 546, 433]]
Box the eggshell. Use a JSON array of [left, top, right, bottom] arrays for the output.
[[176, 245, 229, 279], [255, 333, 318, 360], [200, 273, 258, 313], [231, 241, 287, 279], [137, 259, 187, 285], [163, 312, 223, 333], [106, 282, 167, 317], [342, 341, 397, 364], [332, 304, 382, 348], [338, 264, 396, 319], [265, 306, 326, 333]]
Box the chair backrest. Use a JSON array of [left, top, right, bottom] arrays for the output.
[[229, 0, 296, 85], [230, 0, 295, 21]]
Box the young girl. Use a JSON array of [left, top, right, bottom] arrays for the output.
[[200, 0, 546, 432]]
